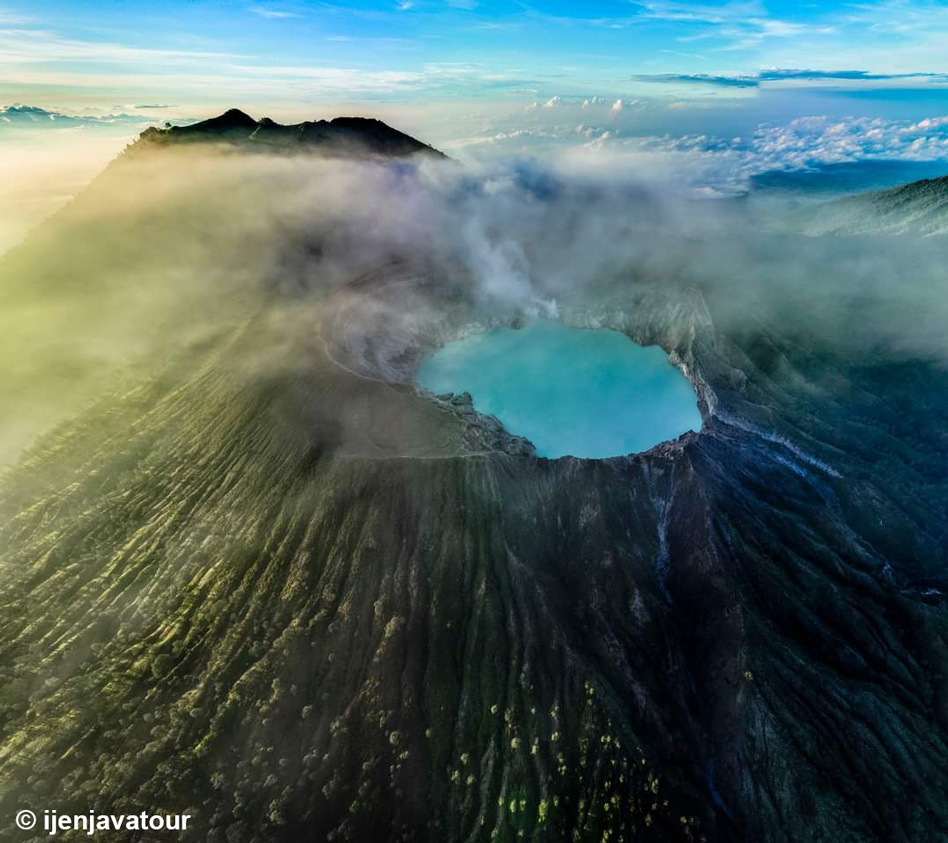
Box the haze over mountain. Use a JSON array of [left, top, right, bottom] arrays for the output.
[[0, 111, 947, 843], [0, 103, 184, 255]]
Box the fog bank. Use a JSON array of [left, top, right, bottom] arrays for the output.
[[2, 142, 947, 465]]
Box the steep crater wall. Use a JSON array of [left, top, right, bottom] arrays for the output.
[[319, 264, 726, 460]]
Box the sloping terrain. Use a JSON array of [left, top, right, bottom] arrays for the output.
[[797, 173, 948, 235], [0, 118, 947, 843]]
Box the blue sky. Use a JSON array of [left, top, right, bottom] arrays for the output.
[[4, 0, 948, 112]]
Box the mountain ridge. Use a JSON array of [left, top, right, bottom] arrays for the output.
[[797, 170, 948, 234], [132, 107, 447, 159], [0, 103, 152, 128]]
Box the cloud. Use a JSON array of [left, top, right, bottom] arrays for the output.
[[248, 6, 301, 19], [5, 122, 948, 475], [632, 73, 758, 88], [840, 0, 948, 36], [629, 0, 835, 50], [0, 8, 30, 25], [451, 107, 948, 194], [635, 113, 948, 185], [3, 0, 947, 110], [0, 28, 243, 65], [0, 103, 159, 127], [224, 63, 427, 93], [759, 68, 948, 84], [632, 0, 765, 24], [0, 20, 546, 101], [630, 69, 948, 91], [747, 115, 948, 169]]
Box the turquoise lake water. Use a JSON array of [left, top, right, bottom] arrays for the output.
[[417, 320, 702, 459]]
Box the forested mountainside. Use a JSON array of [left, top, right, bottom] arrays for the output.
[[797, 172, 948, 235]]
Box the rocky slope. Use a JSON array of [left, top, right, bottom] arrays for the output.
[[0, 118, 946, 843]]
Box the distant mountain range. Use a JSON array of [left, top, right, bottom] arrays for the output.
[[0, 103, 159, 129]]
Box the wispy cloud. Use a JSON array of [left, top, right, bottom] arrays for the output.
[[248, 6, 301, 19], [514, 7, 641, 30], [4, 0, 948, 108], [631, 0, 766, 25], [192, 63, 428, 93], [841, 0, 948, 36], [0, 8, 30, 25], [630, 0, 835, 50], [0, 28, 243, 65], [661, 48, 708, 60], [760, 68, 948, 83], [632, 72, 758, 88], [630, 68, 948, 90], [0, 19, 544, 101], [324, 34, 418, 47]]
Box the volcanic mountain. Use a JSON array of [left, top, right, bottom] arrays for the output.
[[0, 112, 946, 843], [134, 108, 446, 159]]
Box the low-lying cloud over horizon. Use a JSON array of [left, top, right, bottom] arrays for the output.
[[6, 98, 948, 256]]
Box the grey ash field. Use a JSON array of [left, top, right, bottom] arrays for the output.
[[1, 110, 947, 843]]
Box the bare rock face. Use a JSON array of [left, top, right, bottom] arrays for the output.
[[0, 121, 947, 843]]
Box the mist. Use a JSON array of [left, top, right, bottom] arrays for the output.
[[2, 140, 947, 466], [0, 128, 142, 254]]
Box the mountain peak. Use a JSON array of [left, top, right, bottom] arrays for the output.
[[133, 108, 445, 161], [212, 108, 258, 128], [171, 108, 258, 135]]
